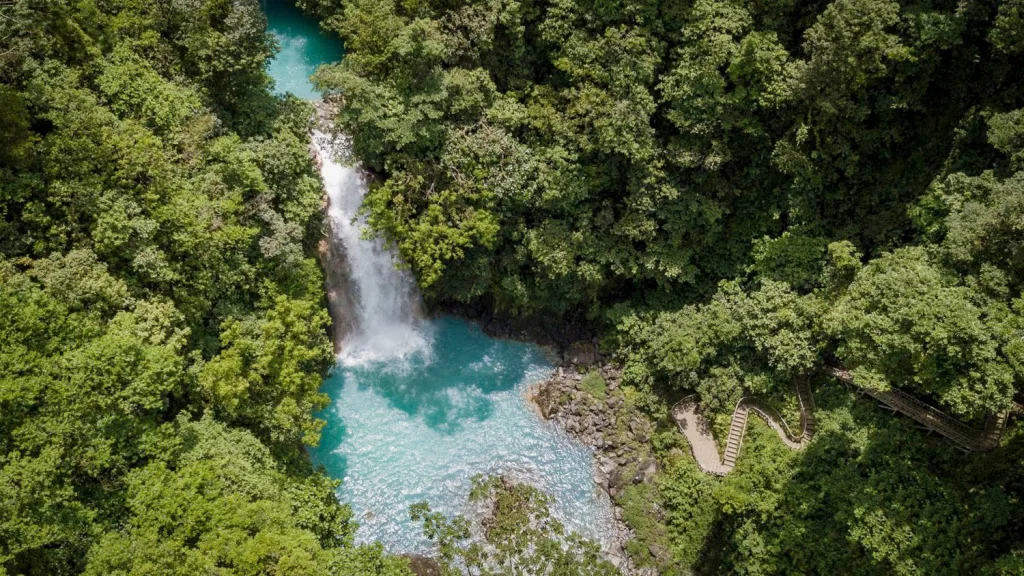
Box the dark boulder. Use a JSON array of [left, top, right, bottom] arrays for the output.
[[403, 555, 443, 576], [565, 340, 600, 366]]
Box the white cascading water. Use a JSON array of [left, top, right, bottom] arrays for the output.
[[314, 130, 429, 365]]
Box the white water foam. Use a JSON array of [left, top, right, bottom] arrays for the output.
[[314, 131, 430, 366]]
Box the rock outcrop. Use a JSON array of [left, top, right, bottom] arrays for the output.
[[565, 339, 601, 367], [310, 103, 359, 352], [316, 220, 357, 353], [403, 555, 443, 576], [529, 364, 660, 576]]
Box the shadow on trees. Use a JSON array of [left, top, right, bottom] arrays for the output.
[[692, 382, 1024, 574]]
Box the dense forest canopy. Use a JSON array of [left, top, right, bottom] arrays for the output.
[[0, 1, 412, 574], [308, 0, 1024, 571], [2, 0, 1024, 574], [311, 0, 1024, 418]]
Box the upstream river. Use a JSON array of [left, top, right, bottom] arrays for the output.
[[263, 0, 617, 555]]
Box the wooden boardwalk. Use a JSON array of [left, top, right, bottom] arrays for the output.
[[671, 379, 815, 476], [827, 366, 1005, 452], [673, 369, 1009, 476]]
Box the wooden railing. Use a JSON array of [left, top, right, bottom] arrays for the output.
[[672, 379, 816, 475], [828, 366, 1005, 452], [673, 369, 1009, 476]]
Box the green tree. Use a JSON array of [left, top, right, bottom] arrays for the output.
[[411, 475, 619, 575], [827, 247, 1017, 417], [83, 415, 407, 576], [620, 280, 819, 412], [200, 295, 333, 455]]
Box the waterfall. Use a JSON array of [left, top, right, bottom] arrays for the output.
[[314, 130, 429, 365]]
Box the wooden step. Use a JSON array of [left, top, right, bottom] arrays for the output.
[[723, 408, 747, 468], [729, 416, 747, 430]]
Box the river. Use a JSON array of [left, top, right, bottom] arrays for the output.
[[263, 0, 617, 555]]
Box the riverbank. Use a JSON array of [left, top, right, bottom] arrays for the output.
[[528, 362, 667, 576], [435, 300, 603, 361]]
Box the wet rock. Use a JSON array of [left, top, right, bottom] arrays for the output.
[[566, 340, 600, 366], [532, 384, 559, 419], [638, 459, 659, 484], [599, 458, 617, 475], [403, 555, 443, 576]]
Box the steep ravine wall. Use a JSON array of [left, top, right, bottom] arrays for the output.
[[310, 102, 358, 351]]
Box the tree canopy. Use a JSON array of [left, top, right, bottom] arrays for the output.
[[3, 0, 1024, 573], [0, 1, 406, 574], [315, 0, 1024, 571]]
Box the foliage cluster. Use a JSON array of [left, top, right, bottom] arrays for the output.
[[410, 475, 618, 575], [313, 0, 1024, 572], [0, 1, 408, 574], [314, 0, 1024, 418], [579, 369, 608, 401], [618, 116, 1024, 420], [315, 0, 1023, 318]]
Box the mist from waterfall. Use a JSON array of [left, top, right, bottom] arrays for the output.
[[314, 130, 430, 366]]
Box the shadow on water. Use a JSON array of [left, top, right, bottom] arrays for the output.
[[318, 317, 549, 436], [313, 411, 349, 482]]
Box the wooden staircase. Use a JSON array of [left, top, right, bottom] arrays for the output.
[[797, 378, 816, 441], [722, 407, 748, 469], [672, 378, 816, 476], [672, 366, 1011, 477]]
